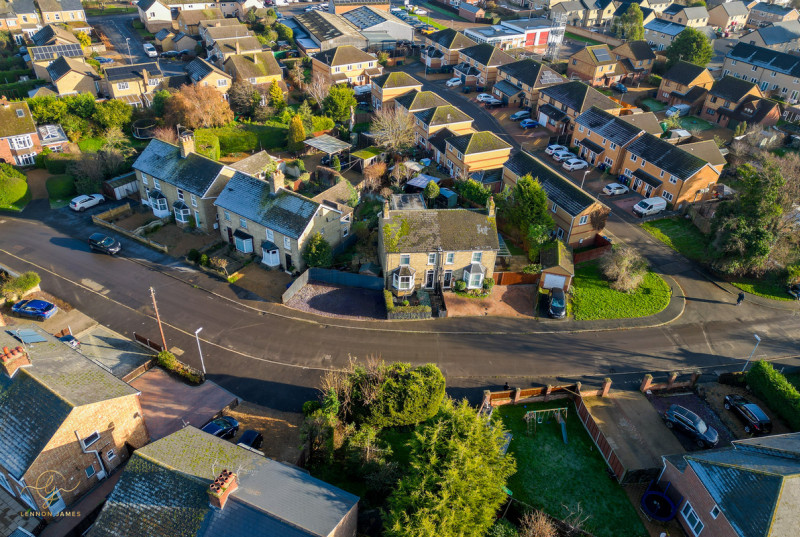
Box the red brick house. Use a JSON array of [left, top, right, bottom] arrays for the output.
[[458, 3, 484, 21], [0, 99, 42, 166], [0, 327, 149, 517], [658, 433, 800, 537]]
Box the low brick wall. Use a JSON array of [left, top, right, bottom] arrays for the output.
[[640, 371, 701, 393], [92, 205, 169, 254]]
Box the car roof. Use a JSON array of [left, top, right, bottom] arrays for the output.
[[90, 232, 108, 240], [240, 429, 260, 440], [743, 403, 770, 420], [551, 287, 565, 296]]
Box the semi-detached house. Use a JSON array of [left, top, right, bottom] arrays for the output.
[[421, 29, 476, 70], [722, 42, 800, 100], [413, 104, 474, 149], [572, 106, 646, 173], [453, 42, 514, 88], [493, 58, 564, 108], [370, 71, 422, 111], [536, 80, 621, 134]]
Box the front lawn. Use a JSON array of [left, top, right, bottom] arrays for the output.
[[565, 32, 601, 45], [45, 174, 76, 206], [641, 217, 710, 263], [84, 6, 135, 15], [732, 275, 794, 302], [497, 403, 647, 537], [420, 2, 466, 20], [571, 260, 671, 320]]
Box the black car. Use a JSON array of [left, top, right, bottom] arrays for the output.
[[788, 283, 800, 300], [237, 429, 264, 450], [201, 416, 239, 439], [547, 288, 566, 319], [160, 50, 180, 58], [724, 394, 772, 435], [664, 404, 719, 448], [88, 233, 121, 255]]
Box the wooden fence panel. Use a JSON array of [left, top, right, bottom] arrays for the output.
[[494, 272, 540, 286], [575, 396, 625, 481]]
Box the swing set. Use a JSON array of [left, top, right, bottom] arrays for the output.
[[523, 407, 569, 443]]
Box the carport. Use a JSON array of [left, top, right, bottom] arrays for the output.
[[304, 134, 351, 162]]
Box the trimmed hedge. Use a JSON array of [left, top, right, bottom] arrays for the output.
[[194, 131, 220, 161], [362, 362, 446, 428], [384, 290, 432, 319], [44, 153, 80, 174], [1, 271, 40, 299], [747, 360, 800, 430]]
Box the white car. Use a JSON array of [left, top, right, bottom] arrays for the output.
[[603, 183, 629, 196], [551, 150, 573, 162], [445, 77, 461, 87], [545, 144, 568, 155], [562, 158, 588, 171], [476, 93, 494, 102], [414, 8, 428, 14], [143, 43, 157, 58], [69, 194, 105, 212]]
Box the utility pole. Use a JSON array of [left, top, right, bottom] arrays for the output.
[[150, 287, 167, 352]]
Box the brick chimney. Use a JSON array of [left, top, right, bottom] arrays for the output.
[[270, 169, 283, 195], [235, 39, 240, 55], [179, 129, 195, 158], [252, 53, 258, 65], [208, 469, 238, 510], [383, 199, 390, 219], [142, 68, 149, 88], [1, 346, 30, 378], [486, 195, 495, 217]]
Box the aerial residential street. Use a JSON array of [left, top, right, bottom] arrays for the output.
[[1, 202, 798, 411]]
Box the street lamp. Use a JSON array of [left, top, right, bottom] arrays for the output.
[[580, 169, 590, 190], [194, 327, 207, 375], [126, 37, 132, 65], [741, 334, 761, 373]]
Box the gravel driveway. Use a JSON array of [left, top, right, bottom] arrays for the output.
[[285, 282, 385, 320]]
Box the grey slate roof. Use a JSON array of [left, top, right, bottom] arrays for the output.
[[0, 327, 138, 479], [663, 59, 709, 85], [710, 75, 758, 102], [575, 106, 643, 146], [498, 58, 554, 88], [38, 0, 83, 13], [539, 80, 620, 113], [459, 43, 514, 67], [133, 138, 225, 196], [748, 20, 800, 45], [230, 150, 277, 176], [313, 45, 375, 67], [503, 152, 601, 216], [394, 89, 448, 112], [88, 426, 359, 537], [186, 57, 226, 83], [626, 132, 707, 180], [614, 2, 653, 18], [426, 28, 475, 50], [717, 1, 748, 17], [215, 172, 319, 239], [644, 18, 686, 36], [613, 40, 656, 61], [726, 42, 800, 77], [154, 28, 172, 41], [382, 208, 499, 253], [32, 24, 79, 46], [105, 62, 162, 82], [751, 1, 795, 16]]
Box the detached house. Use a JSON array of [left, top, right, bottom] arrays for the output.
[[658, 433, 800, 537], [656, 3, 709, 27], [47, 56, 101, 96], [536, 80, 621, 134], [444, 131, 512, 179], [413, 104, 474, 149], [31, 23, 78, 46], [0, 327, 149, 516], [622, 132, 720, 206], [28, 41, 83, 80], [493, 58, 564, 108], [370, 71, 422, 111], [311, 45, 382, 86], [214, 170, 351, 271], [0, 99, 42, 166], [612, 40, 656, 83], [453, 43, 514, 88], [86, 426, 359, 537], [746, 2, 798, 29], [567, 44, 625, 87], [137, 0, 218, 33], [103, 62, 164, 106], [707, 1, 749, 31], [394, 89, 449, 114], [700, 75, 764, 127], [572, 106, 646, 173], [379, 199, 499, 294], [644, 18, 686, 51], [133, 133, 235, 232], [502, 151, 608, 245], [177, 7, 223, 35], [223, 51, 282, 87], [656, 60, 714, 111], [421, 29, 476, 70]]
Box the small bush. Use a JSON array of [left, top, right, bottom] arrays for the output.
[[0, 164, 29, 209], [187, 249, 201, 262], [600, 246, 648, 293], [361, 362, 446, 428], [454, 280, 467, 292], [1, 271, 40, 299], [157, 350, 178, 370], [522, 264, 541, 274], [384, 289, 395, 312], [303, 400, 321, 416], [402, 299, 410, 306], [483, 277, 495, 291], [747, 360, 800, 430], [487, 519, 518, 537], [311, 115, 334, 132], [200, 254, 210, 267]]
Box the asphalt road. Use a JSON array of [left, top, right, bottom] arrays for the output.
[[1, 202, 799, 411]]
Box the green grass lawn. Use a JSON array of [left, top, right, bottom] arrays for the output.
[[732, 275, 794, 302], [45, 174, 76, 203], [420, 2, 466, 20], [497, 403, 647, 537], [197, 122, 288, 154], [404, 10, 447, 30], [679, 116, 715, 131], [79, 137, 106, 153], [641, 217, 710, 263], [640, 98, 666, 112], [84, 6, 135, 15], [565, 32, 601, 45], [571, 261, 671, 320]]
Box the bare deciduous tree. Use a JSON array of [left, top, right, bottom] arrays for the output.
[[589, 206, 610, 231], [371, 107, 415, 154], [152, 126, 178, 145], [600, 246, 648, 292], [165, 84, 233, 129], [210, 256, 230, 276], [363, 161, 387, 190], [520, 511, 556, 537], [307, 73, 330, 111]]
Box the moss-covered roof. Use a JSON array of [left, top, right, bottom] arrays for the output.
[[371, 71, 421, 89], [0, 100, 36, 137], [382, 208, 499, 253], [223, 51, 281, 80], [414, 104, 473, 127], [446, 131, 511, 155]]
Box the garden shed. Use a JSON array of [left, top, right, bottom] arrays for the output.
[[351, 146, 384, 171], [539, 242, 574, 291], [104, 172, 138, 201], [436, 188, 458, 208]]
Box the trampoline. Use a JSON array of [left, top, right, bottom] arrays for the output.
[[640, 480, 680, 522]]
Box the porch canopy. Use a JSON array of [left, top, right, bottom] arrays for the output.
[[303, 134, 351, 156]]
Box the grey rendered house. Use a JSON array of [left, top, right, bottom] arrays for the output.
[[132, 133, 234, 233], [214, 171, 351, 271]]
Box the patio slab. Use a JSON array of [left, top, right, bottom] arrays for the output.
[[0, 484, 39, 537]]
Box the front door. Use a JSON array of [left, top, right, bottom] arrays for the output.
[[226, 227, 233, 244], [443, 270, 453, 288], [425, 270, 434, 289], [633, 179, 642, 191], [285, 253, 292, 270]]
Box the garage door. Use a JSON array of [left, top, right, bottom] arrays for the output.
[[542, 273, 566, 289], [538, 111, 548, 125]]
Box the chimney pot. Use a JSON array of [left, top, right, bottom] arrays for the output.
[[208, 471, 238, 510], [2, 347, 9, 355]]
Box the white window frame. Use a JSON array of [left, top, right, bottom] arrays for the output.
[[551, 202, 558, 213], [107, 449, 116, 461], [175, 206, 190, 223], [142, 175, 148, 186], [223, 211, 231, 221], [190, 194, 197, 207], [471, 251, 482, 263], [176, 189, 184, 201], [239, 218, 247, 229], [266, 229, 274, 241], [445, 252, 454, 264], [400, 254, 410, 265], [427, 253, 436, 265], [153, 178, 161, 189], [578, 215, 588, 225], [44, 489, 65, 515], [466, 271, 483, 289], [662, 191, 673, 202], [0, 472, 13, 495], [393, 273, 413, 290], [681, 501, 704, 536], [217, 78, 228, 87], [283, 236, 291, 249], [670, 176, 678, 184], [710, 505, 720, 519], [85, 464, 96, 479], [117, 81, 130, 90], [81, 431, 100, 449]]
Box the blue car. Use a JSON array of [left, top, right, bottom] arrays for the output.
[[11, 299, 57, 321], [612, 83, 627, 94], [94, 56, 114, 64], [201, 416, 239, 439], [520, 119, 539, 129]]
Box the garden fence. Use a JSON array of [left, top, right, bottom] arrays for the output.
[[573, 235, 612, 264], [575, 396, 627, 482]]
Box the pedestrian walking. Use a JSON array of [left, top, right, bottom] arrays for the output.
[[736, 292, 745, 306]]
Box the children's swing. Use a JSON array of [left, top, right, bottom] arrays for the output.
[[523, 407, 569, 444]]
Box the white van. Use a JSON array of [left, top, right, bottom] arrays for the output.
[[633, 197, 667, 217], [665, 104, 690, 118]]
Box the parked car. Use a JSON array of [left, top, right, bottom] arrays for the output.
[[237, 429, 264, 449], [520, 119, 539, 129], [632, 197, 667, 217], [95, 56, 114, 64], [11, 299, 58, 321], [562, 158, 588, 171], [143, 43, 157, 57], [69, 193, 105, 212], [88, 233, 122, 255], [354, 84, 372, 95], [547, 287, 566, 319], [724, 394, 772, 435], [484, 97, 503, 107], [446, 77, 461, 87], [665, 104, 691, 118], [788, 283, 800, 300], [545, 144, 568, 155], [58, 334, 80, 349], [476, 93, 495, 102], [663, 404, 719, 448], [201, 416, 239, 439], [160, 50, 179, 58], [551, 150, 573, 162], [611, 82, 627, 94], [602, 182, 629, 196], [414, 8, 428, 14], [509, 110, 531, 121], [421, 25, 436, 34]]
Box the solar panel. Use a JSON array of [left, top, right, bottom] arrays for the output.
[[593, 48, 611, 62], [13, 329, 47, 344], [30, 43, 82, 61]]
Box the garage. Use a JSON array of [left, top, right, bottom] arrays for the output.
[[542, 273, 566, 289], [539, 242, 574, 291]]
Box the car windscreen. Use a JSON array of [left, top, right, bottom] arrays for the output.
[[745, 404, 769, 421], [635, 201, 648, 209], [551, 294, 565, 308], [100, 237, 115, 247], [694, 419, 707, 434]]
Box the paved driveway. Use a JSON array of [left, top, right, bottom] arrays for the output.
[[89, 14, 150, 64]]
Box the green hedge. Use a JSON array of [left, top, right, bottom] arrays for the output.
[[362, 362, 446, 428], [0, 69, 34, 83], [1, 271, 40, 299], [44, 153, 80, 174], [648, 74, 662, 87], [195, 131, 221, 161], [311, 115, 334, 132], [747, 360, 800, 430]]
